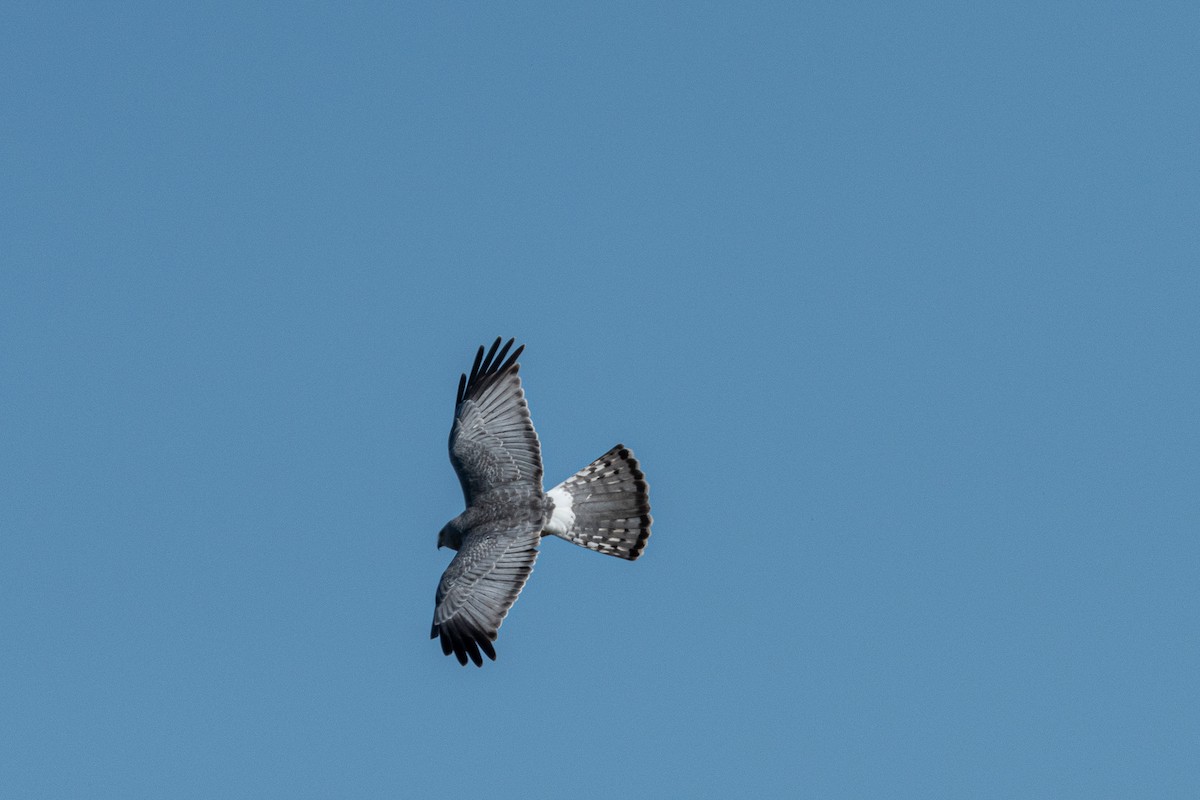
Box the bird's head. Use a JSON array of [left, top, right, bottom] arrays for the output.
[[437, 519, 463, 551]]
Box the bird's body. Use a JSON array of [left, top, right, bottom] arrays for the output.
[[430, 338, 651, 666]]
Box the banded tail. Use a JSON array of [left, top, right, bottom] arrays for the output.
[[544, 445, 652, 560]]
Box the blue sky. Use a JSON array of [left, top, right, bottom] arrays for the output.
[[2, 3, 1197, 797]]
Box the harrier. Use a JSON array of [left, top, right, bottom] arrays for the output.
[[431, 338, 652, 666]]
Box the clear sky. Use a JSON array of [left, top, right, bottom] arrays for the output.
[[2, 3, 1197, 798]]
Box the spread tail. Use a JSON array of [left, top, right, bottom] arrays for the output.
[[544, 444, 651, 560]]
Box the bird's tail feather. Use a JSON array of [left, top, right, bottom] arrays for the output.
[[544, 445, 651, 560]]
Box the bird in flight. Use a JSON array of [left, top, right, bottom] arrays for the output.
[[431, 337, 652, 666]]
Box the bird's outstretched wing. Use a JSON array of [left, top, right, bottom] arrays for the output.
[[449, 338, 543, 505], [430, 518, 541, 666]]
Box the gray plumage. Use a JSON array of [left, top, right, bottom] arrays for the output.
[[431, 338, 652, 666]]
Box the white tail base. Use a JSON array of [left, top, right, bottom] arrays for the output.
[[545, 485, 575, 537]]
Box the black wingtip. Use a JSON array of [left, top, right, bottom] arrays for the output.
[[480, 337, 502, 375], [433, 621, 501, 667], [479, 638, 497, 662], [463, 637, 483, 667], [491, 338, 514, 371], [497, 342, 523, 376], [468, 343, 486, 386], [456, 338, 526, 407]]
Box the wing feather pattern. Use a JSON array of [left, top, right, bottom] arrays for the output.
[[449, 337, 542, 504], [430, 520, 541, 666]]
